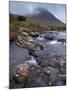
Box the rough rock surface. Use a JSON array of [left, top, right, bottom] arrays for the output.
[[13, 63, 30, 83]]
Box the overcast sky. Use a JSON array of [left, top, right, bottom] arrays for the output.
[[9, 1, 66, 23]]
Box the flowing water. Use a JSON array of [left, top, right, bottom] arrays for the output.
[[10, 31, 66, 87], [10, 31, 66, 68]]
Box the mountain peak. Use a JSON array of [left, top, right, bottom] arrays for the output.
[[26, 8, 64, 27]]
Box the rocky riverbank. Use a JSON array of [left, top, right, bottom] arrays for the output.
[[10, 29, 66, 89]]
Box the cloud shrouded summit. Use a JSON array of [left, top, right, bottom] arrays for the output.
[[9, 1, 66, 23]]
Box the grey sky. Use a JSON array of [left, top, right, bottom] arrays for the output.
[[9, 1, 66, 23]]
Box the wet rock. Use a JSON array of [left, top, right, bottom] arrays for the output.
[[47, 55, 66, 70], [10, 63, 30, 89], [13, 63, 30, 83], [37, 56, 59, 68], [55, 56, 66, 71], [27, 41, 44, 51], [37, 59, 49, 67], [60, 65, 66, 74], [43, 67, 60, 85], [45, 36, 54, 40], [16, 27, 44, 51], [25, 66, 49, 87], [43, 66, 66, 86], [58, 39, 66, 43], [29, 32, 39, 37], [16, 33, 44, 51], [28, 49, 38, 58]]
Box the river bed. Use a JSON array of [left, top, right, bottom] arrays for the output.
[[10, 31, 66, 88]]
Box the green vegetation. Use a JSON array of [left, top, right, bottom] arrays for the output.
[[9, 14, 66, 41], [23, 21, 66, 32], [10, 14, 26, 23], [10, 21, 19, 40], [47, 25, 66, 31], [25, 21, 43, 32], [17, 16, 26, 21], [9, 14, 26, 41]]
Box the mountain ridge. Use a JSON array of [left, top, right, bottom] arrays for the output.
[[26, 8, 64, 27]]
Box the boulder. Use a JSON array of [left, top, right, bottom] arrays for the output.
[[25, 66, 49, 87], [37, 59, 49, 67], [43, 66, 60, 85], [16, 29, 44, 51], [16, 36, 44, 51], [54, 56, 66, 71], [46, 55, 66, 70], [13, 63, 30, 83]]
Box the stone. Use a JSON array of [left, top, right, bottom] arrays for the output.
[[25, 66, 49, 88], [43, 67, 60, 84], [37, 59, 49, 67], [13, 63, 30, 83], [16, 34, 44, 51], [57, 57, 65, 68]]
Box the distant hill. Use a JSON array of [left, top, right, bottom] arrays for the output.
[[10, 8, 66, 31], [26, 8, 65, 28]]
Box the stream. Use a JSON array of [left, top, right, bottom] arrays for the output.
[[10, 31, 66, 88]]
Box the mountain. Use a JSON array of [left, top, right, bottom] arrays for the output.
[[26, 8, 65, 28]]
